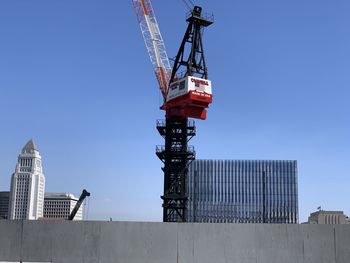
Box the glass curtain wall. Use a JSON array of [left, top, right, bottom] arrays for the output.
[[187, 160, 298, 223]]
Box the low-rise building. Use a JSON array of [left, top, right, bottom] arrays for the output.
[[43, 193, 83, 220], [307, 210, 348, 224], [0, 191, 10, 219]]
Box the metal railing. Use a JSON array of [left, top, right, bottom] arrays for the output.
[[156, 119, 196, 128], [156, 145, 195, 153], [186, 9, 214, 23]]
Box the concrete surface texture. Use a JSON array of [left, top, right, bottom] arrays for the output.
[[0, 220, 349, 263]]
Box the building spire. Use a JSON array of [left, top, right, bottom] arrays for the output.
[[22, 139, 38, 154]]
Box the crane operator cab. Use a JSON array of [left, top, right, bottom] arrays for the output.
[[164, 76, 213, 120]]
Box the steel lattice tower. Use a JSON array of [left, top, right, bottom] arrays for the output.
[[157, 7, 213, 222]]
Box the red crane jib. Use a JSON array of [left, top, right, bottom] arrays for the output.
[[161, 91, 213, 120]]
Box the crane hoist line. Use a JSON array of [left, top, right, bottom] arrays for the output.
[[132, 0, 213, 222]]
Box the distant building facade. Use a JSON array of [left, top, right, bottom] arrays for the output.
[[8, 140, 45, 220], [44, 193, 83, 220], [0, 191, 10, 219], [307, 210, 348, 224], [187, 160, 298, 223]]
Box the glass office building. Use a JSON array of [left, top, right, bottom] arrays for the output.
[[187, 160, 298, 223]]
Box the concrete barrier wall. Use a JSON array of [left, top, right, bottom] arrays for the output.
[[0, 221, 349, 263]]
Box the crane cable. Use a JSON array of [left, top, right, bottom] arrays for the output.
[[187, 0, 195, 7], [181, 0, 194, 11], [84, 195, 90, 220]]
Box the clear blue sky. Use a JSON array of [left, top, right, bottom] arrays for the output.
[[0, 0, 349, 222]]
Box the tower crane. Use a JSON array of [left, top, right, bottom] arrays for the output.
[[132, 0, 213, 222]]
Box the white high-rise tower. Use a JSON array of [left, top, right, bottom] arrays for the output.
[[9, 139, 45, 220]]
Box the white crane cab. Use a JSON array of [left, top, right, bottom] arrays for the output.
[[167, 76, 212, 102]]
